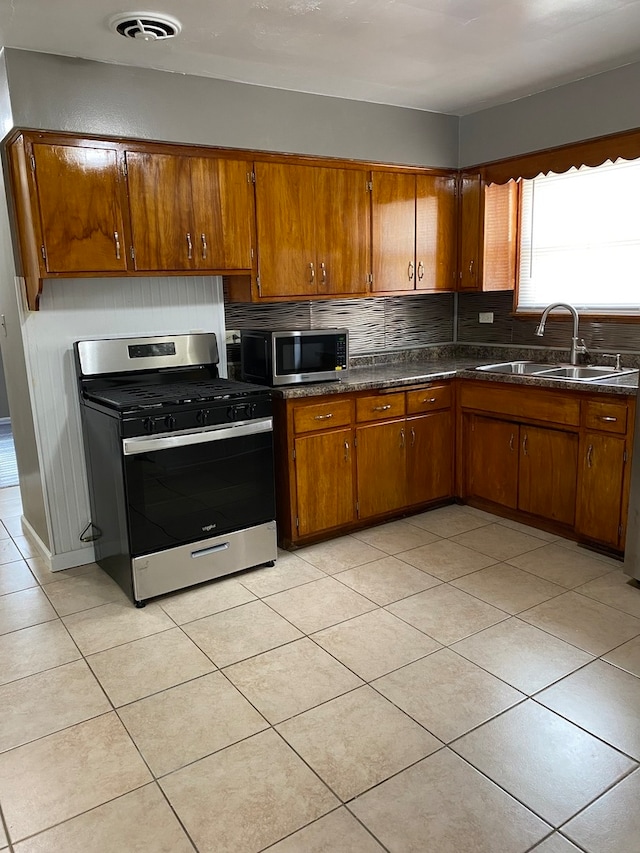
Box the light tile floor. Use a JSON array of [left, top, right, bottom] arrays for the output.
[[1, 487, 640, 852]]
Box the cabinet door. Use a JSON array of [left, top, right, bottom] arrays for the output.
[[371, 172, 416, 292], [32, 143, 128, 274], [458, 171, 482, 291], [254, 162, 316, 297], [466, 415, 518, 509], [314, 167, 370, 295], [189, 158, 254, 270], [416, 174, 456, 292], [356, 420, 407, 518], [519, 426, 578, 525], [576, 433, 626, 548], [294, 428, 355, 536], [407, 411, 454, 505], [127, 152, 193, 271]]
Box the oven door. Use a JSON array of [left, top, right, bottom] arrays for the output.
[[122, 418, 275, 557]]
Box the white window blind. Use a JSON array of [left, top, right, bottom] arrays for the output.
[[517, 158, 640, 313]]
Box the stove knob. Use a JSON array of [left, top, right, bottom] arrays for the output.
[[143, 417, 155, 433], [196, 409, 209, 426], [164, 415, 176, 431]]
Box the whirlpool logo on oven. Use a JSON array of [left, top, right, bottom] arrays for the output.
[[202, 524, 217, 532]]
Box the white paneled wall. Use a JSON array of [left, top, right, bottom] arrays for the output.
[[21, 276, 226, 569]]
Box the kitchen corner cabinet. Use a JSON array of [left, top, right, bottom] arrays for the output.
[[274, 382, 454, 548], [459, 380, 634, 552], [8, 135, 130, 307], [458, 172, 518, 292], [253, 161, 371, 299], [126, 152, 254, 272], [371, 171, 456, 293]]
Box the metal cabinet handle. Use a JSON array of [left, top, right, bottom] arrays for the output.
[[186, 232, 193, 260], [373, 404, 392, 412], [522, 433, 528, 456], [598, 415, 617, 422], [309, 262, 315, 282], [509, 433, 515, 452], [422, 397, 437, 404], [469, 258, 474, 275], [114, 231, 121, 260], [408, 261, 415, 281], [418, 260, 424, 281], [201, 233, 207, 260], [320, 262, 327, 284], [587, 444, 593, 468], [411, 427, 416, 446], [400, 428, 405, 448], [313, 413, 333, 420], [344, 440, 349, 461]]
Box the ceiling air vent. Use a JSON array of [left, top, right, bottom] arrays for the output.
[[108, 12, 182, 41]]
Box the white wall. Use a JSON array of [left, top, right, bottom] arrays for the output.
[[21, 276, 226, 569]]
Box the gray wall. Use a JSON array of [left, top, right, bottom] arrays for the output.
[[0, 350, 10, 418], [3, 49, 458, 168], [459, 60, 640, 167]]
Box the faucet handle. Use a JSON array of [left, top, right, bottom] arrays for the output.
[[601, 352, 622, 370]]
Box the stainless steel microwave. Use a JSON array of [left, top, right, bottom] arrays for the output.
[[240, 329, 349, 386]]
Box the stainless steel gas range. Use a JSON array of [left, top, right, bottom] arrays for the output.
[[74, 332, 277, 607]]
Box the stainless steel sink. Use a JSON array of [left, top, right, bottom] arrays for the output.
[[476, 361, 553, 375], [475, 361, 637, 383], [537, 365, 637, 381]]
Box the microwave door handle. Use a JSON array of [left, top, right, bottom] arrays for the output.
[[122, 418, 273, 455]]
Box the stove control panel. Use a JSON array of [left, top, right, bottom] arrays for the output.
[[121, 394, 272, 438]]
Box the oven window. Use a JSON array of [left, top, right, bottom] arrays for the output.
[[123, 429, 275, 556], [275, 335, 338, 375]]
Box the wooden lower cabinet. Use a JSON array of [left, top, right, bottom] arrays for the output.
[[294, 428, 355, 536], [576, 432, 627, 549], [518, 425, 578, 526], [460, 380, 634, 552], [276, 383, 454, 547], [466, 415, 518, 509], [407, 411, 454, 505], [356, 420, 407, 519]]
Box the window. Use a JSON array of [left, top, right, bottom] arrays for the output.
[[517, 157, 640, 313]]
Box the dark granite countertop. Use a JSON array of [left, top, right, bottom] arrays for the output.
[[273, 358, 639, 399]]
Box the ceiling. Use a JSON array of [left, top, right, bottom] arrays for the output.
[[1, 0, 640, 115]]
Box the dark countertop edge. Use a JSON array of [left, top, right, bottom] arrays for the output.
[[272, 360, 638, 399]]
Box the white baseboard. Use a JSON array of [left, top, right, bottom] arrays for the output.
[[21, 516, 96, 571]]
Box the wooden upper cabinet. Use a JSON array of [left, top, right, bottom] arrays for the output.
[[314, 167, 370, 295], [254, 162, 316, 297], [254, 161, 370, 298], [458, 171, 518, 292], [372, 171, 416, 292], [416, 174, 456, 292], [126, 152, 192, 271], [31, 142, 129, 275], [190, 157, 254, 270], [458, 171, 482, 291], [372, 170, 456, 293], [127, 152, 254, 272]]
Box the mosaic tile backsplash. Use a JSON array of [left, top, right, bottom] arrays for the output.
[[225, 289, 640, 367], [224, 293, 455, 356]]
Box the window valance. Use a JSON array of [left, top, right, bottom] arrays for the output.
[[480, 127, 640, 185]]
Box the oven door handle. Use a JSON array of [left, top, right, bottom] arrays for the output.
[[122, 417, 273, 456]]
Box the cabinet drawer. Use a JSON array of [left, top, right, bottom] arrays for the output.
[[583, 399, 628, 434], [356, 392, 406, 422], [406, 384, 451, 414], [293, 398, 353, 434]]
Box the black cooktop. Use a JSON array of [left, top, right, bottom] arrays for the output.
[[82, 376, 270, 412]]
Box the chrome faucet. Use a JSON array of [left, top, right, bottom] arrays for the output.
[[535, 302, 587, 366]]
